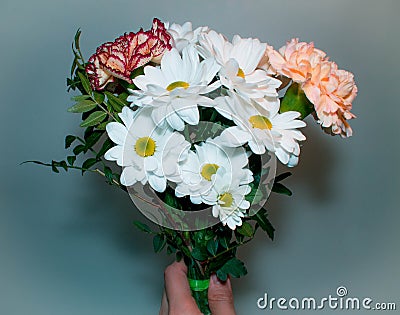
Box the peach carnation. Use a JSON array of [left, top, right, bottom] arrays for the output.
[[264, 38, 327, 83], [303, 61, 357, 137], [85, 18, 172, 90], [261, 38, 357, 137]]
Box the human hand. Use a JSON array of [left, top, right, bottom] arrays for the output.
[[159, 261, 236, 315]]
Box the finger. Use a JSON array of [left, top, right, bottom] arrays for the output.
[[208, 274, 236, 315], [164, 261, 192, 305], [164, 261, 201, 314], [158, 290, 168, 315]]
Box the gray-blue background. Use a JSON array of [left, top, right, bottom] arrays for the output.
[[1, 0, 399, 314]]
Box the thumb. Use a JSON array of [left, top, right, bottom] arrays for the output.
[[208, 274, 236, 315]]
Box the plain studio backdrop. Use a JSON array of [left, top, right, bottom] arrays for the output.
[[1, 0, 399, 314]]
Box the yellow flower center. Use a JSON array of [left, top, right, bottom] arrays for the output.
[[237, 68, 245, 78], [219, 192, 234, 208], [249, 115, 273, 130], [166, 81, 190, 91], [200, 163, 219, 181], [134, 137, 156, 157]]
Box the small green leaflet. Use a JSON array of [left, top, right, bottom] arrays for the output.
[[80, 111, 107, 127], [77, 72, 92, 96], [153, 234, 166, 253], [216, 258, 247, 281], [67, 100, 97, 113], [237, 222, 254, 237]]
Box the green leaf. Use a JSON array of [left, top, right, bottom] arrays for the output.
[[245, 184, 265, 204], [82, 158, 98, 172], [83, 126, 94, 140], [191, 247, 208, 261], [219, 236, 230, 249], [235, 233, 245, 243], [251, 208, 275, 240], [274, 172, 292, 183], [73, 144, 86, 155], [67, 78, 75, 89], [85, 130, 103, 149], [133, 220, 152, 233], [74, 29, 82, 53], [93, 92, 105, 104], [59, 160, 68, 172], [216, 270, 228, 281], [164, 189, 179, 209], [130, 66, 144, 80], [153, 234, 166, 253], [96, 121, 109, 130], [105, 91, 127, 112], [51, 160, 59, 173], [96, 138, 113, 159], [237, 222, 254, 237], [77, 71, 92, 95], [206, 239, 218, 256], [67, 155, 76, 166], [65, 135, 77, 149], [272, 182, 292, 196], [167, 245, 176, 255], [193, 230, 206, 246], [103, 166, 114, 184], [280, 83, 314, 119], [80, 111, 107, 127], [72, 95, 90, 102], [176, 251, 183, 262], [68, 100, 97, 113], [70, 57, 78, 78], [217, 258, 247, 281]]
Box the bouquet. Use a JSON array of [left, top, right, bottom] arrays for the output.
[[29, 19, 357, 314]]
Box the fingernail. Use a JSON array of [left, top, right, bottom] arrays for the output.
[[211, 274, 221, 285], [226, 276, 232, 289]]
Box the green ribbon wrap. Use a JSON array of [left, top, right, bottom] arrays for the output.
[[188, 278, 210, 292]]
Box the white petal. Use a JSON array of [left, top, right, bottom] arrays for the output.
[[144, 156, 158, 172], [175, 189, 185, 198], [161, 48, 182, 81], [212, 205, 220, 218], [147, 174, 166, 192], [166, 111, 185, 131], [248, 139, 266, 155], [119, 106, 135, 128], [120, 166, 139, 186], [106, 122, 127, 145], [287, 154, 299, 167], [104, 146, 123, 164], [151, 107, 169, 127], [238, 199, 250, 209], [190, 194, 202, 204], [178, 107, 199, 125], [275, 147, 290, 165], [219, 127, 251, 147]]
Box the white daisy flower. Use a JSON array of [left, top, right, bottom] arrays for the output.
[[202, 167, 251, 230], [197, 30, 281, 100], [175, 138, 253, 204], [215, 93, 306, 166], [165, 21, 209, 52], [104, 106, 190, 192], [128, 46, 220, 131]]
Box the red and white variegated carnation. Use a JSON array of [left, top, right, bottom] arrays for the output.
[[85, 18, 172, 90]]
